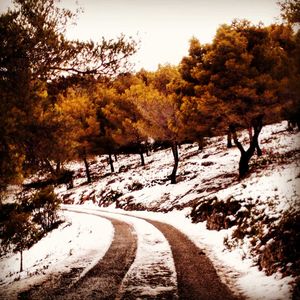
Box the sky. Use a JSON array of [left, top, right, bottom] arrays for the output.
[[0, 0, 282, 71]]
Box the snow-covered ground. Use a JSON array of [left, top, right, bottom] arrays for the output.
[[115, 214, 177, 299], [1, 121, 299, 299], [66, 207, 178, 299], [0, 211, 114, 299], [108, 209, 294, 300]]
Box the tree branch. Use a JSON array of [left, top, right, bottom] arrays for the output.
[[230, 124, 245, 154]]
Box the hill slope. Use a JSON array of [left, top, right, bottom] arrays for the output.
[[56, 120, 299, 298], [1, 121, 298, 299]]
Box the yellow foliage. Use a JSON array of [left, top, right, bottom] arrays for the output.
[[54, 87, 99, 157]]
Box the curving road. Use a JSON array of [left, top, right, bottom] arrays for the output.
[[19, 213, 137, 300], [147, 219, 241, 300], [19, 208, 243, 300]]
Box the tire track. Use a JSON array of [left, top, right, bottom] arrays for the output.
[[20, 207, 243, 299], [116, 216, 178, 300], [67, 208, 179, 299], [65, 207, 243, 299], [19, 211, 137, 300], [147, 219, 242, 300]]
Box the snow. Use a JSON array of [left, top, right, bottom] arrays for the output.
[[64, 205, 178, 299], [238, 272, 293, 300], [93, 206, 294, 300], [0, 211, 114, 299], [1, 121, 299, 299], [116, 216, 177, 298]]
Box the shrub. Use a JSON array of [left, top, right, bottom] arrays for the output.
[[189, 196, 246, 230], [127, 181, 143, 191], [97, 189, 123, 207], [31, 186, 62, 232], [257, 212, 300, 276], [1, 211, 39, 271], [0, 187, 62, 271]]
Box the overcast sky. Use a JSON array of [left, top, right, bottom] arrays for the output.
[[0, 0, 281, 71]]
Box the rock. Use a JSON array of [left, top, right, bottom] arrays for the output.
[[190, 196, 242, 230]]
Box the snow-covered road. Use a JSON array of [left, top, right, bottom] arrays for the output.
[[71, 206, 239, 299], [1, 206, 239, 299], [0, 210, 114, 299], [0, 204, 294, 299], [66, 207, 178, 299]]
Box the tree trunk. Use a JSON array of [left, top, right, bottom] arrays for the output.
[[114, 154, 118, 162], [231, 115, 263, 178], [44, 159, 55, 174], [227, 129, 233, 148], [170, 142, 179, 184], [248, 127, 253, 142], [108, 153, 114, 173], [239, 152, 251, 178], [145, 144, 150, 156], [252, 117, 263, 156], [255, 140, 262, 156], [67, 174, 74, 189], [139, 147, 145, 166], [20, 250, 23, 272], [83, 156, 91, 183], [198, 137, 204, 151], [55, 161, 61, 173], [231, 130, 248, 178]]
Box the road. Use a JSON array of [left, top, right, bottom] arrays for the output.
[[19, 208, 243, 300]]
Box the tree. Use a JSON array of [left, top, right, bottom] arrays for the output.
[[278, 0, 300, 129], [2, 0, 137, 79], [0, 186, 61, 272], [31, 186, 62, 232], [113, 72, 140, 94], [285, 30, 300, 129], [0, 0, 137, 190], [141, 65, 195, 183], [1, 212, 38, 272], [55, 87, 99, 183], [179, 21, 293, 178], [0, 9, 32, 190], [279, 0, 300, 24], [230, 115, 264, 177], [19, 80, 66, 175], [127, 80, 185, 184], [102, 90, 148, 166], [179, 38, 225, 146], [91, 84, 121, 173]]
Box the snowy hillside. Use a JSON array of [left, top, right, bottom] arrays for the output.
[[59, 120, 300, 298], [57, 121, 299, 213], [57, 120, 300, 298], [1, 121, 299, 299]]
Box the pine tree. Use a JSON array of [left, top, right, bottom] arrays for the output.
[[180, 21, 294, 178], [91, 84, 121, 173], [0, 0, 137, 190], [278, 0, 300, 129], [55, 87, 99, 182], [102, 91, 147, 166], [31, 186, 62, 232], [279, 0, 300, 24], [127, 80, 185, 183], [1, 212, 38, 272]]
